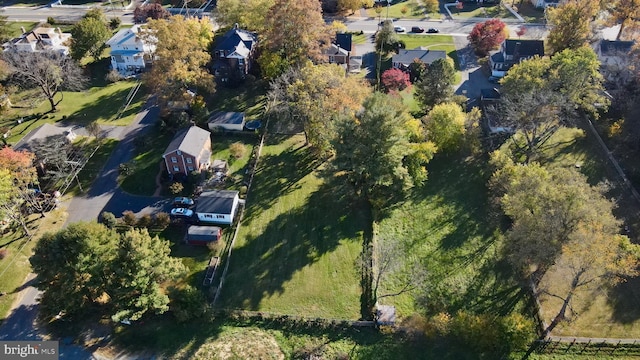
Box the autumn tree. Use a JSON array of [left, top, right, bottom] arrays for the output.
[[3, 51, 86, 112], [424, 102, 467, 153], [414, 58, 456, 112], [408, 58, 427, 83], [381, 68, 410, 92], [332, 93, 436, 214], [70, 9, 111, 61], [423, 0, 438, 14], [261, 0, 331, 72], [0, 148, 38, 235], [215, 0, 275, 32], [546, 0, 599, 54], [467, 19, 508, 56], [338, 0, 363, 14], [605, 0, 640, 40], [133, 3, 170, 24], [142, 16, 215, 108], [30, 223, 186, 321], [267, 62, 371, 156]]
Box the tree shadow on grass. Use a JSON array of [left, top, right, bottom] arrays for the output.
[[63, 86, 135, 125], [218, 175, 368, 317], [607, 276, 640, 324]]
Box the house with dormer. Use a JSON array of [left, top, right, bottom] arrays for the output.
[[489, 39, 544, 78], [212, 25, 257, 83], [106, 25, 156, 76], [3, 26, 71, 55]]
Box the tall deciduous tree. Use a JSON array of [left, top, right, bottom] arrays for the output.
[[215, 0, 274, 32], [337, 0, 363, 14], [605, 0, 640, 40], [424, 102, 467, 153], [3, 51, 86, 112], [261, 0, 331, 70], [30, 223, 186, 321], [267, 62, 371, 156], [414, 58, 456, 112], [467, 19, 508, 56], [133, 3, 170, 24], [546, 0, 599, 54], [381, 68, 410, 93], [0, 148, 39, 234], [332, 93, 435, 214], [375, 20, 399, 54], [70, 10, 111, 61], [142, 16, 215, 107]]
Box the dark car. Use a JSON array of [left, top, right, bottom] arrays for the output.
[[411, 26, 425, 33], [173, 197, 194, 207], [427, 28, 439, 33]]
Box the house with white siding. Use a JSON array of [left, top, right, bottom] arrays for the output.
[[106, 25, 155, 76]]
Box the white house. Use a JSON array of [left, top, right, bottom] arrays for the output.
[[3, 27, 71, 55], [195, 190, 241, 225], [207, 112, 246, 132], [106, 25, 155, 76], [530, 0, 562, 8]]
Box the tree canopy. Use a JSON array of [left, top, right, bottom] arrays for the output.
[[261, 0, 331, 72], [415, 58, 456, 113], [70, 9, 111, 61], [375, 20, 399, 54], [546, 0, 598, 54], [605, 0, 640, 40], [0, 147, 39, 234], [467, 19, 508, 56], [215, 0, 275, 32], [30, 222, 186, 322], [424, 102, 467, 153], [332, 93, 436, 214], [142, 16, 215, 108], [3, 51, 86, 112], [381, 68, 410, 93]]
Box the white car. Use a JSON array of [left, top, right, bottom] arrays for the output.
[[394, 26, 406, 33], [171, 207, 193, 218]]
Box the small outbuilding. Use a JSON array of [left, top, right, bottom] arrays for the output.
[[208, 112, 246, 132], [195, 190, 241, 225], [186, 225, 222, 246]]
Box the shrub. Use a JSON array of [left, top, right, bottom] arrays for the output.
[[121, 210, 137, 227], [153, 212, 171, 229], [101, 211, 117, 229], [119, 163, 131, 175], [137, 213, 152, 228], [169, 182, 184, 195], [381, 68, 410, 93], [169, 286, 208, 322], [239, 185, 248, 196], [206, 239, 226, 255], [229, 142, 246, 159], [109, 17, 121, 30], [105, 69, 123, 83], [47, 17, 56, 25], [0, 248, 7, 260]]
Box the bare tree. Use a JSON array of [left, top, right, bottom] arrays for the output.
[[3, 51, 87, 112]]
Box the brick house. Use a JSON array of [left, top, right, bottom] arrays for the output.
[[162, 126, 211, 178]]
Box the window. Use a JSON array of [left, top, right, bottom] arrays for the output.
[[205, 214, 213, 218], [171, 157, 177, 163], [216, 215, 225, 219], [173, 166, 180, 172], [186, 158, 193, 164], [177, 150, 182, 155], [187, 166, 194, 171]]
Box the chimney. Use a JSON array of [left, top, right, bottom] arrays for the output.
[[20, 26, 26, 34], [514, 41, 521, 61], [233, 23, 238, 30]]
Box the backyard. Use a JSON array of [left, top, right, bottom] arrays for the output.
[[216, 134, 368, 319], [448, 2, 517, 20], [366, 0, 441, 19]]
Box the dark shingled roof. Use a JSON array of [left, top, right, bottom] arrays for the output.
[[163, 126, 210, 158], [504, 39, 544, 57], [208, 112, 245, 126], [196, 190, 239, 214], [336, 33, 353, 52], [392, 48, 447, 67], [600, 40, 635, 55], [215, 28, 256, 52], [480, 88, 500, 100]]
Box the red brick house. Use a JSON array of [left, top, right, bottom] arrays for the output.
[[162, 126, 211, 178]]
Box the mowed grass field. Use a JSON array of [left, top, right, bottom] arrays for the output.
[[217, 134, 367, 319]]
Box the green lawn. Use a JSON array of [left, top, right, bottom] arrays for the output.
[[6, 21, 39, 38], [351, 33, 367, 45], [210, 134, 258, 191], [217, 134, 367, 319], [0, 209, 67, 322], [119, 131, 172, 196], [450, 3, 516, 19], [367, 0, 441, 19], [2, 80, 146, 145], [208, 82, 267, 122], [377, 153, 527, 319]]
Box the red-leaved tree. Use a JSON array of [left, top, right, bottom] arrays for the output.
[[381, 68, 411, 93], [467, 19, 507, 57]]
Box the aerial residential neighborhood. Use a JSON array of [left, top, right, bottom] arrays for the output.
[[1, 0, 640, 359]]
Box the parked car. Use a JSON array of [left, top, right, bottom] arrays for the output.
[[394, 26, 406, 33], [427, 28, 439, 33], [173, 197, 194, 207], [171, 207, 194, 218], [411, 26, 425, 33]]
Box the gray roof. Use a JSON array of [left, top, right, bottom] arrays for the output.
[[188, 225, 222, 237], [208, 112, 245, 126], [324, 43, 349, 56], [215, 28, 256, 53], [392, 48, 447, 67], [196, 190, 239, 214], [163, 126, 210, 158]]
